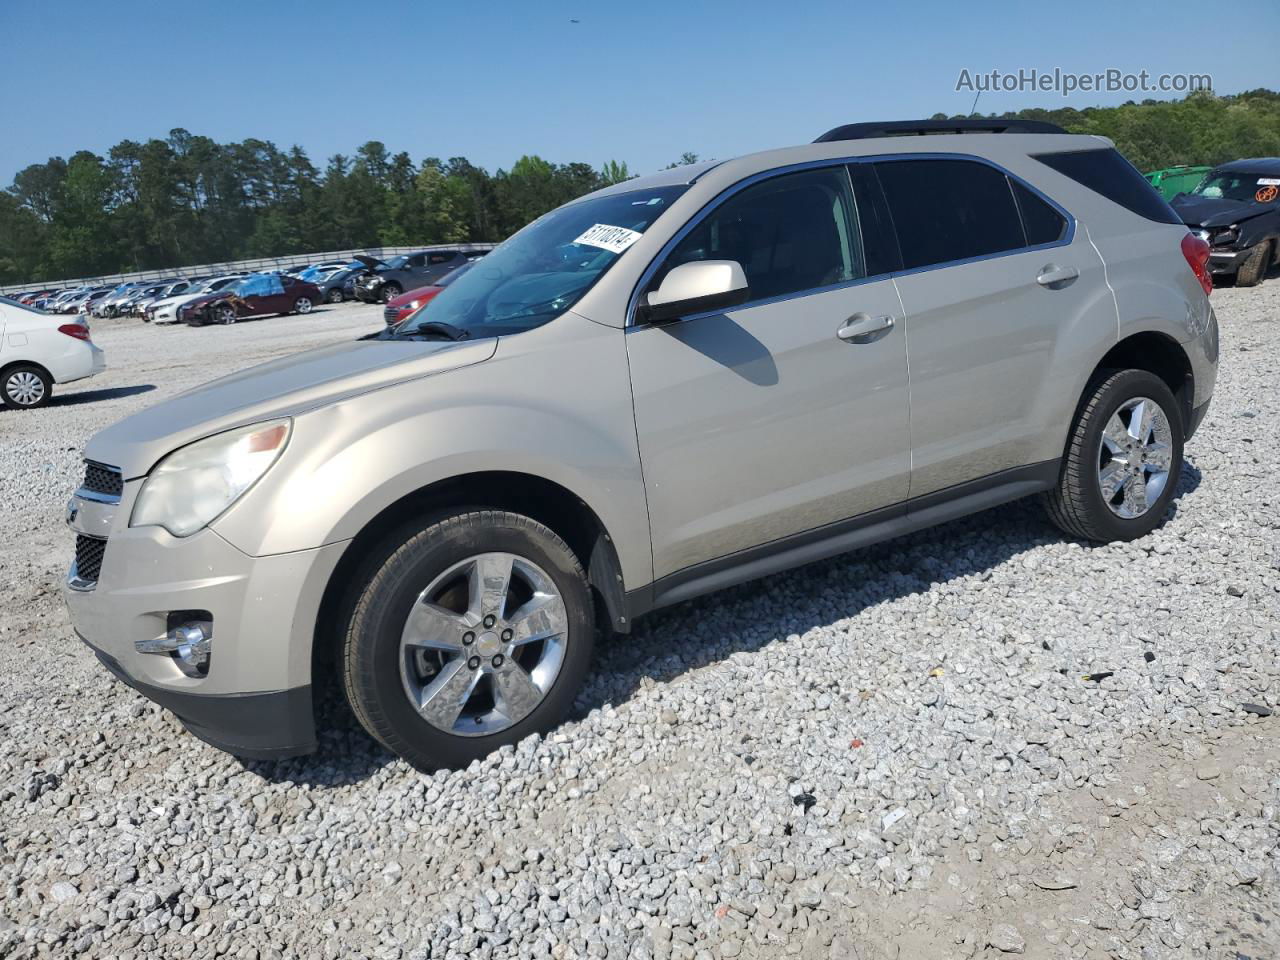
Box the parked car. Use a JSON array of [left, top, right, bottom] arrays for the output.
[[307, 265, 367, 304], [118, 282, 174, 317], [0, 296, 105, 409], [64, 120, 1217, 769], [134, 280, 195, 319], [180, 273, 322, 325], [92, 282, 151, 318], [148, 275, 245, 325], [352, 249, 476, 303], [1170, 158, 1280, 287], [382, 262, 475, 326], [63, 287, 113, 315]]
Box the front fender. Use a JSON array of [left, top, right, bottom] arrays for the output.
[[211, 311, 653, 589]]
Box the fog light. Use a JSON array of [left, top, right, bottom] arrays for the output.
[[136, 619, 212, 677]]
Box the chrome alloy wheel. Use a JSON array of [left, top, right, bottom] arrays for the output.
[[1097, 396, 1173, 519], [5, 371, 45, 406], [399, 552, 568, 736]]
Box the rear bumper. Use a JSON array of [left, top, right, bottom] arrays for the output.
[[86, 638, 315, 759]]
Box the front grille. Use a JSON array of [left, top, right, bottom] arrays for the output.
[[383, 305, 399, 325], [75, 535, 106, 583], [82, 461, 123, 499]]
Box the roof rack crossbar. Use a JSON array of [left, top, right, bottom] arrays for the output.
[[814, 119, 1068, 143]]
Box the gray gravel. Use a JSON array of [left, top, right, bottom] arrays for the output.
[[1, 287, 1278, 960]]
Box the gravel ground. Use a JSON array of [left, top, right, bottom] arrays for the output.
[[1, 287, 1278, 960]]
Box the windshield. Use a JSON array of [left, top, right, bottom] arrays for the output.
[[1191, 170, 1280, 203], [382, 256, 408, 271], [396, 184, 687, 339]]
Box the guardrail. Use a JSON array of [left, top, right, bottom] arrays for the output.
[[0, 243, 498, 297]]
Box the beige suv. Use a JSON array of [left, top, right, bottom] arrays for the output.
[[65, 120, 1219, 770]]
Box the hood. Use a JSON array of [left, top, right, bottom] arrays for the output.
[[1170, 193, 1267, 228], [86, 336, 498, 478]]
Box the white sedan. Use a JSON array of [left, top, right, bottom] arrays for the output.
[[147, 275, 244, 325], [0, 297, 105, 409]]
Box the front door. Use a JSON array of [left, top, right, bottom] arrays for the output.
[[627, 165, 911, 580]]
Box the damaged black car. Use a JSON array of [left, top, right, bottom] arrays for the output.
[[1170, 158, 1280, 287]]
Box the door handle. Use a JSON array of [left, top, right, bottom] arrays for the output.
[[837, 313, 895, 343], [1036, 264, 1079, 286]]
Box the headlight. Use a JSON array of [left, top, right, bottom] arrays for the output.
[[405, 300, 420, 311], [1209, 226, 1239, 247], [131, 420, 292, 537]]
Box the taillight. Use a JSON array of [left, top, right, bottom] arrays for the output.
[[1181, 232, 1212, 296], [58, 324, 91, 341]]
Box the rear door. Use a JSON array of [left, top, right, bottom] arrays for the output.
[[874, 156, 1113, 499], [627, 164, 911, 580]]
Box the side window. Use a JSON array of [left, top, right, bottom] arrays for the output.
[[875, 158, 1025, 270], [239, 275, 273, 297], [662, 166, 865, 303], [428, 252, 453, 264], [1011, 180, 1068, 245], [406, 254, 427, 268]]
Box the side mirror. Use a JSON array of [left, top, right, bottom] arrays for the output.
[[642, 260, 749, 324]]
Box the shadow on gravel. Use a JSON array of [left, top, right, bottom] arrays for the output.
[[50, 384, 156, 406], [241, 457, 1205, 786]]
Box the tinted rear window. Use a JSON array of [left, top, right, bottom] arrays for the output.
[[1011, 180, 1068, 245], [876, 158, 1025, 270], [1034, 148, 1181, 225]]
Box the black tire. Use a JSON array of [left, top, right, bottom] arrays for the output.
[[379, 283, 401, 303], [294, 296, 313, 315], [340, 509, 594, 771], [1043, 369, 1184, 543], [326, 287, 343, 304], [1235, 240, 1271, 288], [1, 364, 53, 409]]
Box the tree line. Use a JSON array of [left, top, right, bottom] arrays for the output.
[[2, 89, 1277, 285]]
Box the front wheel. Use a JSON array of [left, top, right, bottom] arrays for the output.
[[379, 283, 401, 303], [1235, 240, 1271, 288], [1043, 369, 1184, 543], [326, 288, 344, 304], [340, 510, 594, 771], [215, 304, 237, 325]]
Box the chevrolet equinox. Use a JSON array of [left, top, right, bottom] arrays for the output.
[[64, 120, 1219, 770]]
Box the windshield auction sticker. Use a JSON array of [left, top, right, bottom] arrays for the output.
[[573, 224, 643, 255], [1257, 178, 1280, 186]]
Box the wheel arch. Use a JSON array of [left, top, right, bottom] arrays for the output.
[[1092, 330, 1194, 432], [0, 357, 53, 382], [312, 469, 630, 683]]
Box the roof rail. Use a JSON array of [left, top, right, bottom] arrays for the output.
[[814, 119, 1068, 143]]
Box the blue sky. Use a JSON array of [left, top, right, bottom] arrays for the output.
[[0, 0, 1274, 184]]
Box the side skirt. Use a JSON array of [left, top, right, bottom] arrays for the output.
[[626, 459, 1060, 619]]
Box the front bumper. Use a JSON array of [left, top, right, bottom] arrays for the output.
[[1208, 249, 1240, 275], [65, 486, 348, 759], [86, 640, 315, 759]]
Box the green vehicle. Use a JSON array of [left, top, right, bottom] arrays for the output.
[[1145, 165, 1212, 200]]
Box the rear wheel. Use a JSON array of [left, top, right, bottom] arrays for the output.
[[1, 364, 53, 409], [1235, 240, 1271, 287], [294, 296, 313, 314], [1044, 369, 1183, 542], [340, 509, 594, 771]]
